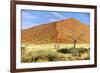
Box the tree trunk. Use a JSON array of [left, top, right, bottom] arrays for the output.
[[73, 40, 77, 49]]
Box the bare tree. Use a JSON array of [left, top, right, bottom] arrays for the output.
[[64, 29, 85, 49], [55, 39, 60, 51]]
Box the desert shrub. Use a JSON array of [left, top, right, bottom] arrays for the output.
[[57, 48, 79, 56], [21, 51, 33, 63], [69, 48, 90, 56], [57, 48, 70, 54], [47, 52, 66, 61], [77, 48, 89, 53], [32, 50, 66, 62], [32, 50, 49, 62], [69, 48, 79, 56]]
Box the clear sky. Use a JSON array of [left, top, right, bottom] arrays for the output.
[[21, 10, 90, 29]]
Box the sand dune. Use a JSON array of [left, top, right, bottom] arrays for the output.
[[21, 18, 90, 44]]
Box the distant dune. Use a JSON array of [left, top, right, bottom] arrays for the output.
[[21, 18, 90, 44]]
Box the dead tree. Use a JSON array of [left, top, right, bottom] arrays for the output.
[[55, 40, 60, 51], [64, 29, 85, 49]]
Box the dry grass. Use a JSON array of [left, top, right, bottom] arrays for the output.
[[21, 43, 90, 63]]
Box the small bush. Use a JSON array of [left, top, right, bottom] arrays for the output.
[[69, 48, 79, 56], [78, 48, 89, 53], [57, 48, 70, 54], [47, 52, 66, 61]]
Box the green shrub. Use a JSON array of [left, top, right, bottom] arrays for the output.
[[57, 48, 70, 54], [57, 48, 77, 56], [77, 48, 89, 53], [69, 48, 79, 56], [57, 48, 79, 56]]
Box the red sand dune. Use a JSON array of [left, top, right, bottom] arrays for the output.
[[21, 18, 90, 44]]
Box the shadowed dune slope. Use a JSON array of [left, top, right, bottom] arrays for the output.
[[22, 22, 58, 44]]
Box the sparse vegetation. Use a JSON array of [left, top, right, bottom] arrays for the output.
[[21, 50, 67, 63], [21, 43, 90, 63], [57, 47, 89, 57]]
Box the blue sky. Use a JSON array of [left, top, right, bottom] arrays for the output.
[[21, 10, 90, 29]]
